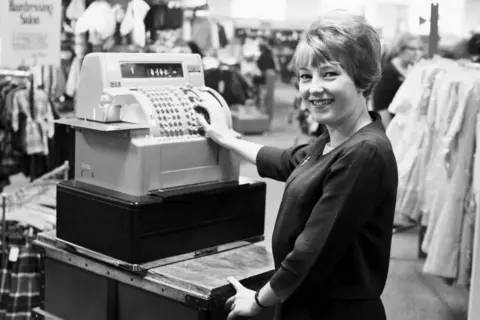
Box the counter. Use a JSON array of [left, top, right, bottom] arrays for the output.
[[33, 231, 275, 320]]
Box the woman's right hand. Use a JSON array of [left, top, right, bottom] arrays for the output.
[[195, 103, 240, 147]]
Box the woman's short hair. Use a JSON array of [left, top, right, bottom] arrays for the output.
[[293, 10, 382, 97], [390, 33, 422, 57]]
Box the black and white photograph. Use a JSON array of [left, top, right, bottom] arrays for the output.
[[1, 0, 479, 319]]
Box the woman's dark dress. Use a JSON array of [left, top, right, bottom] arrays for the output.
[[256, 112, 398, 319]]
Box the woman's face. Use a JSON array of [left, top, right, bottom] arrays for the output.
[[400, 39, 424, 64], [298, 62, 362, 125]]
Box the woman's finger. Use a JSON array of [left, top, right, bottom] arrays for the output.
[[227, 277, 245, 291], [196, 112, 210, 128], [225, 296, 235, 311], [227, 309, 239, 320]]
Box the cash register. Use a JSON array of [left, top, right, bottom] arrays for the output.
[[56, 53, 266, 265]]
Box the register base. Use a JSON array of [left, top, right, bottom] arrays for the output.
[[56, 178, 266, 264]]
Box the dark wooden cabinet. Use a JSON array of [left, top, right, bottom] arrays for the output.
[[34, 232, 275, 320]]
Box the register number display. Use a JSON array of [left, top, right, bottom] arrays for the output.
[[120, 63, 184, 78]]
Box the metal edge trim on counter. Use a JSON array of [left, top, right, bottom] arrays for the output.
[[32, 239, 209, 305], [36, 231, 265, 273], [33, 236, 275, 309]]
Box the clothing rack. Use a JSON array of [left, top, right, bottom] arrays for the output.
[[0, 68, 36, 181], [0, 161, 69, 269], [383, 57, 480, 320], [0, 162, 68, 319]]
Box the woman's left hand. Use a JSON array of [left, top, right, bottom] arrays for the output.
[[225, 277, 262, 320]]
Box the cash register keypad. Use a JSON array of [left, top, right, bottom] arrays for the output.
[[138, 87, 203, 139]]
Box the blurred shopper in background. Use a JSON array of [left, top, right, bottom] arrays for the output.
[[254, 41, 278, 122], [254, 41, 277, 86], [187, 40, 204, 58], [467, 33, 480, 63], [373, 33, 424, 129]]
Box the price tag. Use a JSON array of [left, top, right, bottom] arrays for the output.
[[9, 247, 20, 262]]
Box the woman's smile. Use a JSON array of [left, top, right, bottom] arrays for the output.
[[309, 99, 335, 107]]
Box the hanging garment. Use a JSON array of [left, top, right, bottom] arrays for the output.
[[65, 56, 82, 98], [386, 64, 443, 224], [191, 18, 213, 54], [423, 76, 480, 279], [456, 186, 476, 286], [422, 75, 469, 252], [218, 23, 228, 48], [210, 21, 220, 50], [75, 0, 117, 45], [0, 234, 42, 320], [66, 0, 86, 21], [144, 5, 166, 35], [12, 89, 55, 155], [0, 82, 25, 179], [419, 70, 463, 221], [0, 179, 59, 318], [416, 69, 448, 211], [164, 6, 183, 30], [31, 65, 67, 99], [144, 5, 183, 35], [120, 0, 150, 47]]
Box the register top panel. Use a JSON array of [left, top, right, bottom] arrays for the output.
[[54, 117, 150, 131]]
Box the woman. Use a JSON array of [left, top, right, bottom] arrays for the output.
[[373, 33, 424, 128], [196, 10, 398, 320]]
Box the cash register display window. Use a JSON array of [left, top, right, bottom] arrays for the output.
[[120, 63, 184, 78]]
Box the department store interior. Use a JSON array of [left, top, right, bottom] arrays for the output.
[[1, 0, 480, 319]]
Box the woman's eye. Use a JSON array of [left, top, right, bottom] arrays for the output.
[[324, 72, 338, 78], [299, 74, 311, 80]]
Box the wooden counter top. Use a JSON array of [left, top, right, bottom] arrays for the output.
[[35, 230, 275, 305], [151, 244, 274, 298]]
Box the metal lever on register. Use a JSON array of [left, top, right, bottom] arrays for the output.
[[148, 180, 245, 199]]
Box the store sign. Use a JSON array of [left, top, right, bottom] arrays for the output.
[[0, 0, 61, 68]]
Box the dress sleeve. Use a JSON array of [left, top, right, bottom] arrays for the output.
[[256, 144, 312, 182], [269, 142, 384, 301]]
